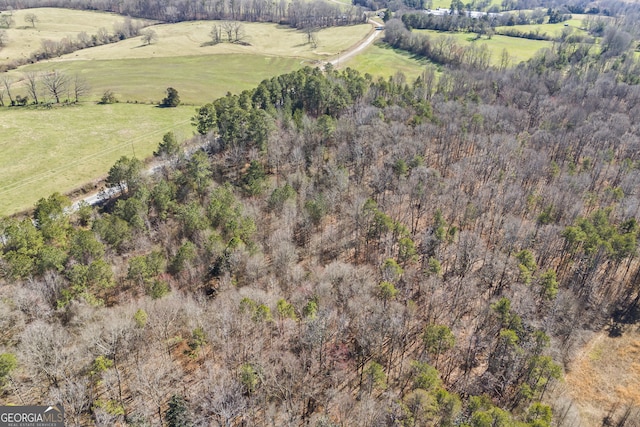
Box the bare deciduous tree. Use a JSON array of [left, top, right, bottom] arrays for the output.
[[0, 75, 14, 105], [24, 12, 38, 28], [220, 20, 245, 42], [19, 321, 73, 389], [0, 14, 14, 28], [24, 71, 40, 104], [232, 21, 245, 43], [221, 20, 234, 41], [304, 26, 319, 48], [141, 28, 158, 45], [132, 354, 181, 424], [49, 378, 91, 427], [73, 73, 90, 103], [42, 70, 69, 103], [210, 24, 222, 44]]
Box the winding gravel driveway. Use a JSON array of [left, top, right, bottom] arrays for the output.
[[328, 20, 383, 68]]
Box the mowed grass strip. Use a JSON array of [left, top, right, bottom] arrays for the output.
[[0, 8, 149, 66], [0, 103, 194, 216], [344, 41, 430, 81]]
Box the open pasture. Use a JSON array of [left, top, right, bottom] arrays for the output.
[[428, 0, 503, 11], [344, 41, 431, 81], [51, 21, 371, 62], [0, 103, 194, 216], [6, 21, 371, 104], [0, 8, 149, 66], [14, 54, 303, 105], [495, 13, 591, 38]]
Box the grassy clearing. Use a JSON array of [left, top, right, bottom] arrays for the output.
[[43, 21, 370, 61], [428, 0, 455, 10], [0, 103, 194, 216], [344, 41, 430, 81], [414, 29, 553, 66], [565, 330, 640, 426], [5, 21, 370, 104], [14, 54, 303, 105], [0, 8, 149, 66], [495, 14, 590, 38]]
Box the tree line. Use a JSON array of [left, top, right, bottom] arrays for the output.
[[383, 19, 494, 69], [0, 70, 89, 105], [0, 0, 366, 30]]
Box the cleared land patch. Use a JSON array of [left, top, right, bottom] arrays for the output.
[[0, 8, 149, 67], [343, 41, 431, 80], [564, 330, 640, 426], [495, 14, 590, 38], [0, 103, 194, 216], [45, 21, 370, 61], [14, 54, 303, 104], [6, 21, 371, 104]]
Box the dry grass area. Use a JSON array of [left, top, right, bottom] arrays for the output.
[[58, 21, 371, 62], [0, 8, 148, 65], [564, 328, 640, 426]]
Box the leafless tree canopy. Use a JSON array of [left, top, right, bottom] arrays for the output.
[[24, 12, 38, 27], [41, 70, 69, 103], [141, 28, 157, 45]]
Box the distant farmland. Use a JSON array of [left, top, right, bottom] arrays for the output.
[[0, 9, 375, 215], [6, 20, 371, 104], [0, 7, 151, 69]]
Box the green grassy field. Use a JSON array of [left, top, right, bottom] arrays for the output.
[[50, 21, 370, 62], [14, 54, 304, 104], [0, 8, 149, 66], [6, 21, 370, 104], [495, 14, 590, 38], [0, 103, 194, 216], [414, 29, 553, 66], [344, 41, 430, 81]]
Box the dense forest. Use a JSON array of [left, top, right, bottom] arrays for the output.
[[1, 10, 640, 421]]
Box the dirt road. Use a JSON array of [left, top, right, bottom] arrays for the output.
[[328, 20, 383, 68]]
